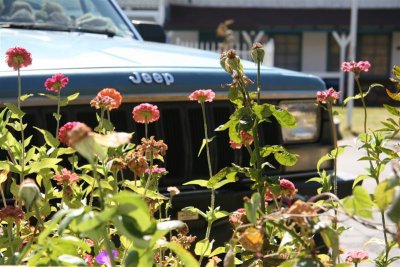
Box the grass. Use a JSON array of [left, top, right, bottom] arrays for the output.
[[333, 106, 394, 138]]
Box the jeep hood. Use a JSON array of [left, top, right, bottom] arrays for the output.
[[0, 29, 235, 71]]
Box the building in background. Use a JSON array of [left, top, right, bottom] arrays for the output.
[[117, 0, 400, 96]]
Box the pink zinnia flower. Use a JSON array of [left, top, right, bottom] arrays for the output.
[[0, 206, 25, 222], [280, 178, 297, 197], [44, 73, 69, 93], [229, 208, 246, 225], [345, 250, 369, 264], [58, 121, 82, 146], [229, 131, 254, 149], [167, 186, 180, 196], [90, 88, 122, 111], [341, 60, 371, 75], [316, 87, 340, 104], [132, 103, 160, 124], [5, 46, 32, 70], [189, 89, 215, 103], [83, 254, 94, 267], [53, 168, 79, 185], [145, 166, 167, 175]]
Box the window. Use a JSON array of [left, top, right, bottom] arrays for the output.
[[273, 34, 301, 71], [327, 34, 342, 72], [358, 34, 390, 76]]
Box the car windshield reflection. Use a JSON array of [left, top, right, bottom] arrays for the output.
[[0, 0, 132, 37]]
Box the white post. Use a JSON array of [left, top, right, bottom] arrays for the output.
[[332, 31, 351, 103], [346, 0, 358, 130]]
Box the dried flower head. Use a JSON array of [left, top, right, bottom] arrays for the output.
[[238, 227, 263, 253], [58, 121, 82, 146], [137, 136, 168, 158], [345, 250, 369, 264], [53, 168, 79, 185], [341, 60, 371, 77], [5, 46, 32, 70], [132, 103, 160, 124], [316, 87, 340, 104], [167, 186, 180, 196], [83, 253, 94, 267], [0, 206, 24, 222], [286, 200, 317, 227], [90, 88, 122, 111], [189, 89, 215, 103], [125, 152, 148, 177], [44, 73, 69, 93], [145, 166, 167, 175]]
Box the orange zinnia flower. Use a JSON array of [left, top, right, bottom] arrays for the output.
[[90, 88, 122, 111]]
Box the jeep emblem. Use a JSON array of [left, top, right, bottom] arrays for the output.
[[129, 72, 174, 86]]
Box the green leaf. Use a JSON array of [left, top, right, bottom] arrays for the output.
[[28, 158, 62, 173], [317, 147, 345, 172], [244, 193, 261, 224], [342, 186, 373, 218], [383, 104, 400, 117], [271, 105, 296, 128], [320, 228, 339, 263], [253, 103, 272, 122], [210, 209, 229, 222], [194, 238, 214, 257], [60, 92, 80, 107], [183, 179, 209, 188], [20, 94, 33, 101], [53, 112, 61, 121], [166, 242, 198, 266], [374, 180, 394, 211], [344, 83, 383, 104], [198, 136, 215, 157], [125, 250, 139, 267], [215, 120, 232, 132], [352, 174, 370, 188], [208, 167, 238, 189], [34, 127, 60, 147], [39, 93, 58, 101], [58, 207, 85, 235], [157, 220, 184, 231], [4, 102, 25, 118], [58, 255, 86, 266], [209, 246, 226, 257], [388, 193, 400, 223]]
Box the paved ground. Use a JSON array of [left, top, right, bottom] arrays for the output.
[[337, 137, 399, 266]]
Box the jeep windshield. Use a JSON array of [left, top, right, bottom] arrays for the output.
[[0, 0, 134, 37]]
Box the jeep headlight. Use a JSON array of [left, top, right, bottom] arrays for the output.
[[280, 100, 320, 143]]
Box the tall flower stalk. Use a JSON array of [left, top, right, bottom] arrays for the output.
[[5, 47, 32, 184], [189, 89, 215, 265], [342, 61, 390, 261], [45, 73, 69, 137]]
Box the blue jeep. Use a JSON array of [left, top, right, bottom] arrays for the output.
[[0, 0, 351, 241]]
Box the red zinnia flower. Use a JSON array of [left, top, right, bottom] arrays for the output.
[[44, 73, 69, 93], [90, 88, 122, 111], [316, 87, 340, 104], [188, 89, 215, 103], [132, 103, 160, 123], [53, 168, 79, 185], [279, 178, 297, 197], [58, 121, 82, 146], [0, 206, 25, 222], [345, 250, 369, 264], [5, 46, 32, 70]]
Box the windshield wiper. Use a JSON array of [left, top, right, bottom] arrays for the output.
[[0, 22, 116, 37]]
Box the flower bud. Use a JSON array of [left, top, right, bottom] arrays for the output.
[[18, 178, 40, 210], [220, 51, 232, 74], [251, 42, 265, 64]]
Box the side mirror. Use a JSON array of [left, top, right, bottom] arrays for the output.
[[132, 20, 166, 43]]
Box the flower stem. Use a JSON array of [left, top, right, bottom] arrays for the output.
[[257, 61, 261, 104], [143, 152, 154, 197], [17, 68, 25, 184], [198, 101, 215, 265], [55, 89, 61, 138], [328, 103, 339, 232]]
